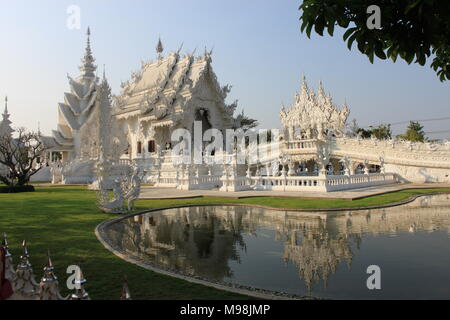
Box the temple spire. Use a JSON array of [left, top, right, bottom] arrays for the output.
[[156, 37, 164, 59], [80, 27, 97, 79], [4, 96, 8, 115], [0, 96, 14, 137]]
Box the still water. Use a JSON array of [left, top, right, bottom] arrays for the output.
[[103, 194, 450, 299]]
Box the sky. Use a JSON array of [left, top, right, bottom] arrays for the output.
[[0, 0, 449, 139]]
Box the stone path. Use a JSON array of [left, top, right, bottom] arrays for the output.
[[139, 183, 450, 200]]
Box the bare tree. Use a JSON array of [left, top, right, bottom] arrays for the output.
[[0, 128, 47, 187]]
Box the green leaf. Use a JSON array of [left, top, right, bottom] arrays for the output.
[[357, 39, 366, 54], [306, 22, 314, 38], [343, 27, 356, 41], [347, 33, 358, 50], [314, 17, 325, 36], [368, 49, 375, 64], [375, 42, 387, 60], [405, 51, 415, 64], [327, 22, 335, 36]]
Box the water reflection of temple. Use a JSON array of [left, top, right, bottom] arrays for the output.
[[105, 194, 450, 292]]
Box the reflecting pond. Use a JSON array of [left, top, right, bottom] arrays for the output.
[[103, 194, 450, 299]]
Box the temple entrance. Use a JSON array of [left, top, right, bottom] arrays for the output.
[[193, 108, 213, 155]]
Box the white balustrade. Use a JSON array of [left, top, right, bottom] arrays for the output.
[[249, 173, 396, 192], [286, 139, 318, 150]]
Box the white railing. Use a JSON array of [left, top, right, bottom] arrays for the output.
[[251, 175, 325, 191], [325, 173, 397, 191], [178, 174, 222, 190], [241, 173, 397, 192], [118, 159, 131, 166], [286, 139, 319, 150]]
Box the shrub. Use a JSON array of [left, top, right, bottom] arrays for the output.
[[0, 185, 35, 193]]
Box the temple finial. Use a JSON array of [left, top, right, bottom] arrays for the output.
[[80, 26, 97, 79], [156, 37, 164, 58], [4, 96, 8, 114]]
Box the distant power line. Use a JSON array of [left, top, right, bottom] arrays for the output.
[[389, 117, 450, 126], [425, 130, 450, 135], [362, 116, 450, 129]]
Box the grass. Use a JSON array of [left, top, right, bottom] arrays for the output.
[[1, 186, 449, 300]]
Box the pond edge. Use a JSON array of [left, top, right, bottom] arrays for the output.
[[95, 191, 450, 300]]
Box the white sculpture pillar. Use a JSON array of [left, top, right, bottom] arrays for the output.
[[288, 126, 295, 141], [265, 163, 271, 177], [219, 165, 230, 192], [364, 160, 370, 175], [256, 166, 262, 189], [341, 157, 351, 176], [288, 160, 295, 176], [379, 157, 386, 175]]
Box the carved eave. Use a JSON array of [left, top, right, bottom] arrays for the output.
[[68, 77, 86, 99], [52, 130, 74, 147], [57, 124, 72, 140], [151, 119, 174, 128], [64, 93, 81, 115], [80, 90, 98, 116], [114, 107, 141, 120], [58, 103, 81, 130], [39, 135, 70, 152]]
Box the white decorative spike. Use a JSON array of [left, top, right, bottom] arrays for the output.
[[14, 240, 40, 298], [120, 276, 132, 300], [39, 251, 66, 300], [2, 233, 16, 283]]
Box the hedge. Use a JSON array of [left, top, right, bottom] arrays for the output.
[[0, 185, 35, 193]]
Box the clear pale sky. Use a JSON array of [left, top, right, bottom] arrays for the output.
[[0, 0, 449, 139]]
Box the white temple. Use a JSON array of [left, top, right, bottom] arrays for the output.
[[29, 29, 450, 191]]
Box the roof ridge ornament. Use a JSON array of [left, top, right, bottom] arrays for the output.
[[177, 43, 184, 55], [156, 37, 164, 59]]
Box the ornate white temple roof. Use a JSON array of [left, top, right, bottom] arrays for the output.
[[113, 44, 235, 127], [280, 76, 350, 139]]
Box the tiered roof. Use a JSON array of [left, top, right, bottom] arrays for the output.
[[50, 28, 100, 152], [114, 45, 236, 128]]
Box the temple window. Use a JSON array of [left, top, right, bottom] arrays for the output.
[[148, 140, 156, 153], [137, 141, 142, 154]]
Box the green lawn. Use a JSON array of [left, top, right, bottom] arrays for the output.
[[1, 186, 449, 300]]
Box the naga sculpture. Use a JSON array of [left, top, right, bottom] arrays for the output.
[[96, 167, 144, 214]]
